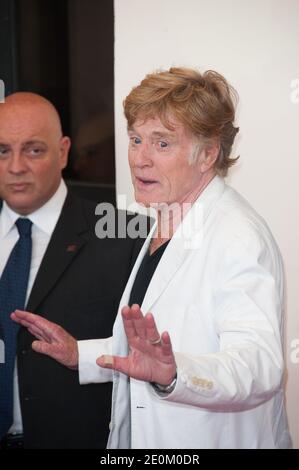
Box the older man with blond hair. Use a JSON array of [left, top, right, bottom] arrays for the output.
[[13, 68, 292, 449]]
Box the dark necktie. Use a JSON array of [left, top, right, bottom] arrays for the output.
[[0, 218, 32, 438]]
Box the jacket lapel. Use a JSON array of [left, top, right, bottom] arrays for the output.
[[115, 209, 196, 317], [26, 194, 88, 312], [115, 222, 156, 311], [134, 176, 226, 314], [140, 212, 198, 314]]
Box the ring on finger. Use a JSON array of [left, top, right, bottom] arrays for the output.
[[149, 336, 162, 345]]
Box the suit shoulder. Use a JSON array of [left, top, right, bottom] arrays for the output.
[[210, 185, 281, 261]]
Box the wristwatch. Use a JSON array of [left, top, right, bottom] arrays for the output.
[[151, 373, 177, 394]]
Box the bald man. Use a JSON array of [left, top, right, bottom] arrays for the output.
[[0, 93, 146, 448]]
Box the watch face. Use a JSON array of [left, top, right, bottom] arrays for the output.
[[152, 374, 177, 393]]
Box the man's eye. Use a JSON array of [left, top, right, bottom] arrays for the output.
[[27, 148, 44, 156], [158, 141, 168, 148], [130, 137, 141, 145], [0, 148, 9, 156]]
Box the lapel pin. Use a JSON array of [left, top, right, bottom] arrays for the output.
[[66, 244, 77, 252]]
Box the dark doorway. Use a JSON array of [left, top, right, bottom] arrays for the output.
[[0, 0, 115, 204]]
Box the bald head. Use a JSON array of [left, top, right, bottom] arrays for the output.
[[0, 92, 70, 214], [0, 92, 63, 140]]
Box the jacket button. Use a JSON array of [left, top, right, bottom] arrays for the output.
[[21, 349, 27, 355]]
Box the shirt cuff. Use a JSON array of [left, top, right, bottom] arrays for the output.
[[78, 337, 113, 384]]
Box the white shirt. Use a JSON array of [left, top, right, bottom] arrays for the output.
[[0, 179, 67, 433], [78, 176, 292, 449]]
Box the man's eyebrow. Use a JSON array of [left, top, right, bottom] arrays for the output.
[[128, 127, 138, 134], [151, 131, 176, 138], [127, 128, 176, 138], [0, 140, 47, 147], [22, 140, 47, 146]]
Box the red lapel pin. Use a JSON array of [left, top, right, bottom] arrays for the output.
[[66, 244, 77, 252]]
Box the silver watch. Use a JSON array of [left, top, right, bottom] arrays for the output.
[[151, 373, 177, 394]]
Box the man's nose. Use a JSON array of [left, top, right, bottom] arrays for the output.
[[8, 153, 28, 174], [133, 142, 153, 167]]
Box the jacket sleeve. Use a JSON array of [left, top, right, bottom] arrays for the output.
[[154, 227, 285, 411], [78, 337, 113, 384]]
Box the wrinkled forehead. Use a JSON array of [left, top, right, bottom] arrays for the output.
[[0, 102, 62, 142], [129, 112, 184, 131], [129, 114, 195, 142]]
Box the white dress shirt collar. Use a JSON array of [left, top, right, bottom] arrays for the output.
[[0, 179, 68, 238]]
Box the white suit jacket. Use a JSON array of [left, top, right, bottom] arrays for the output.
[[78, 176, 292, 449]]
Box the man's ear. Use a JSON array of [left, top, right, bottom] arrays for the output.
[[59, 136, 71, 170], [200, 142, 220, 173]]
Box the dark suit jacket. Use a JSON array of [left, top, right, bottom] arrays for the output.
[[4, 192, 148, 449]]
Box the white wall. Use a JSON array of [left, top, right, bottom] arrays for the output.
[[115, 0, 299, 447]]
